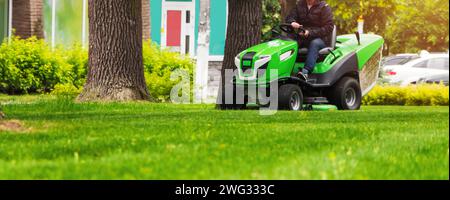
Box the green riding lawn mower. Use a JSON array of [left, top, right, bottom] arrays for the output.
[[220, 24, 384, 111]]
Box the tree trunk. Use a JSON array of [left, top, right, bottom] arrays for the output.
[[12, 0, 44, 39], [195, 0, 211, 103], [78, 0, 150, 102], [279, 0, 297, 21], [217, 0, 262, 106]]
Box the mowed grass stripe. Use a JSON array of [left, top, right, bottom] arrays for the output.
[[0, 96, 448, 179]]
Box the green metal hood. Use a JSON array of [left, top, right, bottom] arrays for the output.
[[235, 39, 298, 85]]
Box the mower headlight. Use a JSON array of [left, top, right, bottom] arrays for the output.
[[255, 55, 271, 68], [280, 50, 294, 61]]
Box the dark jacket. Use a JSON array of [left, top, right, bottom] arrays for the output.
[[285, 0, 334, 45]]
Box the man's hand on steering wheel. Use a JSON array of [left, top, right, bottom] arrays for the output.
[[277, 23, 307, 40], [299, 29, 310, 38], [291, 22, 309, 38]]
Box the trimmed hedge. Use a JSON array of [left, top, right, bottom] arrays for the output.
[[363, 84, 449, 106], [0, 37, 194, 101], [0, 37, 86, 94], [143, 41, 193, 101]]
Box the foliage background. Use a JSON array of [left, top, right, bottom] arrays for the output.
[[1, 0, 448, 104], [1, 37, 447, 105], [262, 0, 449, 55], [43, 0, 88, 46]]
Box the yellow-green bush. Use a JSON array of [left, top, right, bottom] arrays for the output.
[[363, 84, 449, 106], [0, 37, 87, 94], [63, 44, 88, 90], [143, 41, 194, 102], [0, 38, 193, 101], [51, 83, 83, 96]]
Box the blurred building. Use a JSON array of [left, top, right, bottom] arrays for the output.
[[1, 0, 228, 61], [1, 0, 44, 40], [1, 0, 227, 100], [151, 0, 227, 61], [0, 0, 7, 40]]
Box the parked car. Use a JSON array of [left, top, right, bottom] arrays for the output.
[[383, 54, 449, 86], [411, 74, 449, 86], [381, 54, 420, 66]]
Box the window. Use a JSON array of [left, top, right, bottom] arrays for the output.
[[383, 56, 419, 66], [0, 0, 8, 42], [385, 58, 407, 66], [399, 57, 419, 65], [185, 35, 190, 54], [186, 10, 190, 24], [44, 0, 88, 46], [413, 60, 428, 68], [427, 58, 449, 70]]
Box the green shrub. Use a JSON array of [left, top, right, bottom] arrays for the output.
[[143, 41, 194, 102], [0, 38, 193, 101], [0, 37, 87, 94], [363, 84, 449, 106], [0, 36, 63, 94], [63, 44, 88, 89], [51, 83, 83, 96]]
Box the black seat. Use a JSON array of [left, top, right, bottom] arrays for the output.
[[297, 25, 337, 58]]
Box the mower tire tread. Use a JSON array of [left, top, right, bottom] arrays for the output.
[[328, 76, 362, 110]]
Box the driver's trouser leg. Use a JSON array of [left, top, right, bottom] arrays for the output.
[[304, 38, 326, 73]]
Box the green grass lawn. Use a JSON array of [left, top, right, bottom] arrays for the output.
[[0, 95, 448, 180]]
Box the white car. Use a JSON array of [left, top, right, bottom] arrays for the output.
[[381, 54, 420, 66], [383, 54, 449, 86]]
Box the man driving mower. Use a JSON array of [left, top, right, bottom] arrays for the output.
[[286, 0, 334, 80]]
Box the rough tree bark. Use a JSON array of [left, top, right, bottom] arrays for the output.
[[216, 0, 262, 107], [78, 0, 150, 101], [279, 0, 297, 20]]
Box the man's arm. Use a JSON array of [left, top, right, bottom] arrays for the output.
[[306, 5, 334, 39]]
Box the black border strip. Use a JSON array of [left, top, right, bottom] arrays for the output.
[[0, 180, 447, 198]]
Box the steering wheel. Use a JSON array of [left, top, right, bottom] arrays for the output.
[[269, 23, 307, 41], [279, 23, 305, 35]]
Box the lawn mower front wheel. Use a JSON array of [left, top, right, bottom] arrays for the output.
[[277, 84, 304, 111]]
